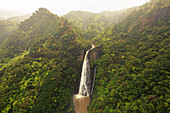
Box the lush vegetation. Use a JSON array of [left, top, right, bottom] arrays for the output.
[[0, 20, 18, 44], [0, 8, 90, 112], [0, 0, 169, 113], [63, 7, 137, 40], [0, 14, 30, 44], [89, 0, 170, 112]]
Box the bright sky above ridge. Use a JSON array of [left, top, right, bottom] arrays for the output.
[[0, 0, 150, 16]]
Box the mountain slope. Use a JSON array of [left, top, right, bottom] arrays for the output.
[[89, 0, 170, 112], [0, 14, 31, 44], [0, 8, 89, 63], [63, 7, 138, 40], [0, 20, 18, 44], [114, 0, 170, 33], [0, 8, 90, 113]]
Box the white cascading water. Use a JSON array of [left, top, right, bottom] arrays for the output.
[[78, 45, 95, 97]]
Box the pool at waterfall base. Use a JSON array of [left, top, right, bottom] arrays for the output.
[[73, 95, 90, 113]]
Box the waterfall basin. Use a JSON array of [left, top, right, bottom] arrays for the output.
[[74, 94, 90, 113]]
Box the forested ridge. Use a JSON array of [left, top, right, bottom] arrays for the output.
[[0, 0, 170, 112], [89, 0, 170, 112], [0, 14, 30, 44], [0, 8, 90, 113], [0, 20, 18, 44], [63, 7, 138, 40]]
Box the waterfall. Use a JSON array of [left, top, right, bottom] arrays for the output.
[[78, 45, 95, 97]]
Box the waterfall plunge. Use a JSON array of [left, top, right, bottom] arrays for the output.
[[77, 45, 95, 98]]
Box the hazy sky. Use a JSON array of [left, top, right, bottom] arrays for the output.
[[0, 0, 150, 16]]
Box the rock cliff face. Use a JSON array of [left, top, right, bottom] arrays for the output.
[[77, 51, 85, 61], [89, 46, 101, 60], [89, 49, 97, 60]]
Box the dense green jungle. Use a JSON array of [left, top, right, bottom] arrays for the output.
[[0, 0, 169, 112]]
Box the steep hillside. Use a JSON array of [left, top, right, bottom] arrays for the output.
[[0, 20, 18, 44], [89, 0, 170, 112], [0, 8, 90, 113], [114, 0, 170, 33], [0, 8, 90, 69], [0, 14, 31, 44], [63, 7, 138, 40]]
